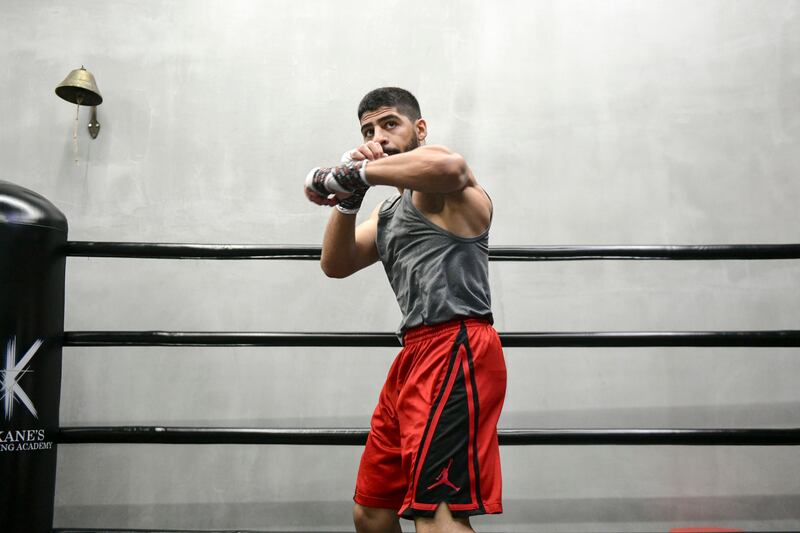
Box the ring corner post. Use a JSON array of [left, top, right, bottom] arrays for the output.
[[0, 181, 68, 532]]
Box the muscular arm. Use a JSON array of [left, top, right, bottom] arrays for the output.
[[320, 203, 380, 279], [365, 144, 491, 238], [314, 144, 489, 278], [364, 145, 469, 194]]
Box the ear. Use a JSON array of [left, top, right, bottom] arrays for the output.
[[414, 118, 428, 142]]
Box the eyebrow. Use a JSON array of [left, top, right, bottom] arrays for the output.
[[360, 114, 402, 135]]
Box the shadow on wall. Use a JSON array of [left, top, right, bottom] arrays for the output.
[[54, 494, 800, 530], [501, 494, 800, 524]]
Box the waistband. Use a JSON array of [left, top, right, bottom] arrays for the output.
[[402, 317, 493, 346]]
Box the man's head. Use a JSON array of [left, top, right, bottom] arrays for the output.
[[357, 87, 427, 155]]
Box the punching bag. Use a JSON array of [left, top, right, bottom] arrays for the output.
[[0, 181, 67, 531]]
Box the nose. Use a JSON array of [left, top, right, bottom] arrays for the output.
[[372, 127, 389, 145]]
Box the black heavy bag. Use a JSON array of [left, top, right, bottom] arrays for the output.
[[0, 181, 67, 532]]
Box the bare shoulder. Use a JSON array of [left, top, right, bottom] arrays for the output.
[[445, 167, 492, 228], [412, 165, 491, 238]]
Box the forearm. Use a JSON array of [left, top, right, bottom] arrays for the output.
[[364, 145, 469, 193], [320, 210, 358, 278]]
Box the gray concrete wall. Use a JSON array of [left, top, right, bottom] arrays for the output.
[[2, 0, 799, 530]]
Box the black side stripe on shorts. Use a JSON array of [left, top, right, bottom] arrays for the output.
[[464, 323, 484, 515], [403, 321, 484, 517]]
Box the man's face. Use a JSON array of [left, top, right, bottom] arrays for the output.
[[359, 106, 424, 155]]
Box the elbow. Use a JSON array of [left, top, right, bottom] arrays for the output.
[[320, 259, 341, 278], [320, 258, 349, 279]]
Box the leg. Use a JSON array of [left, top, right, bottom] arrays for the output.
[[353, 503, 402, 533], [354, 352, 408, 531], [414, 503, 473, 533]]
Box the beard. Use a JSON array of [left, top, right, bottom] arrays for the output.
[[384, 135, 420, 156]]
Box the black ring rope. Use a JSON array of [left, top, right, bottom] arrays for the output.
[[57, 427, 800, 446], [65, 242, 800, 261], [62, 330, 800, 347], [58, 242, 800, 451]]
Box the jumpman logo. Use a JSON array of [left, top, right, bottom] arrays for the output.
[[427, 458, 460, 492]]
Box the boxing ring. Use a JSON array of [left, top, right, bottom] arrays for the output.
[[2, 181, 800, 532]]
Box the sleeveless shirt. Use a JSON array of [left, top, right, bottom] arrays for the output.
[[376, 189, 493, 336]]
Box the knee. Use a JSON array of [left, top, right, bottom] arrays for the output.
[[353, 503, 399, 533], [414, 503, 473, 533], [352, 504, 370, 531]]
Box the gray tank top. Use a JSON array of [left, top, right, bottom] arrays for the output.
[[376, 189, 493, 336]]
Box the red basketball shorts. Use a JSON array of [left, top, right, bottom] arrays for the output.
[[354, 318, 507, 519]]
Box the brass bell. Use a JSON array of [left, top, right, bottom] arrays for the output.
[[56, 66, 102, 140], [55, 66, 103, 106]]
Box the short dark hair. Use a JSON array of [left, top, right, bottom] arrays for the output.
[[358, 87, 421, 122]]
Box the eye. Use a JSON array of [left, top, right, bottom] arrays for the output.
[[385, 121, 397, 129], [363, 129, 373, 139]]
